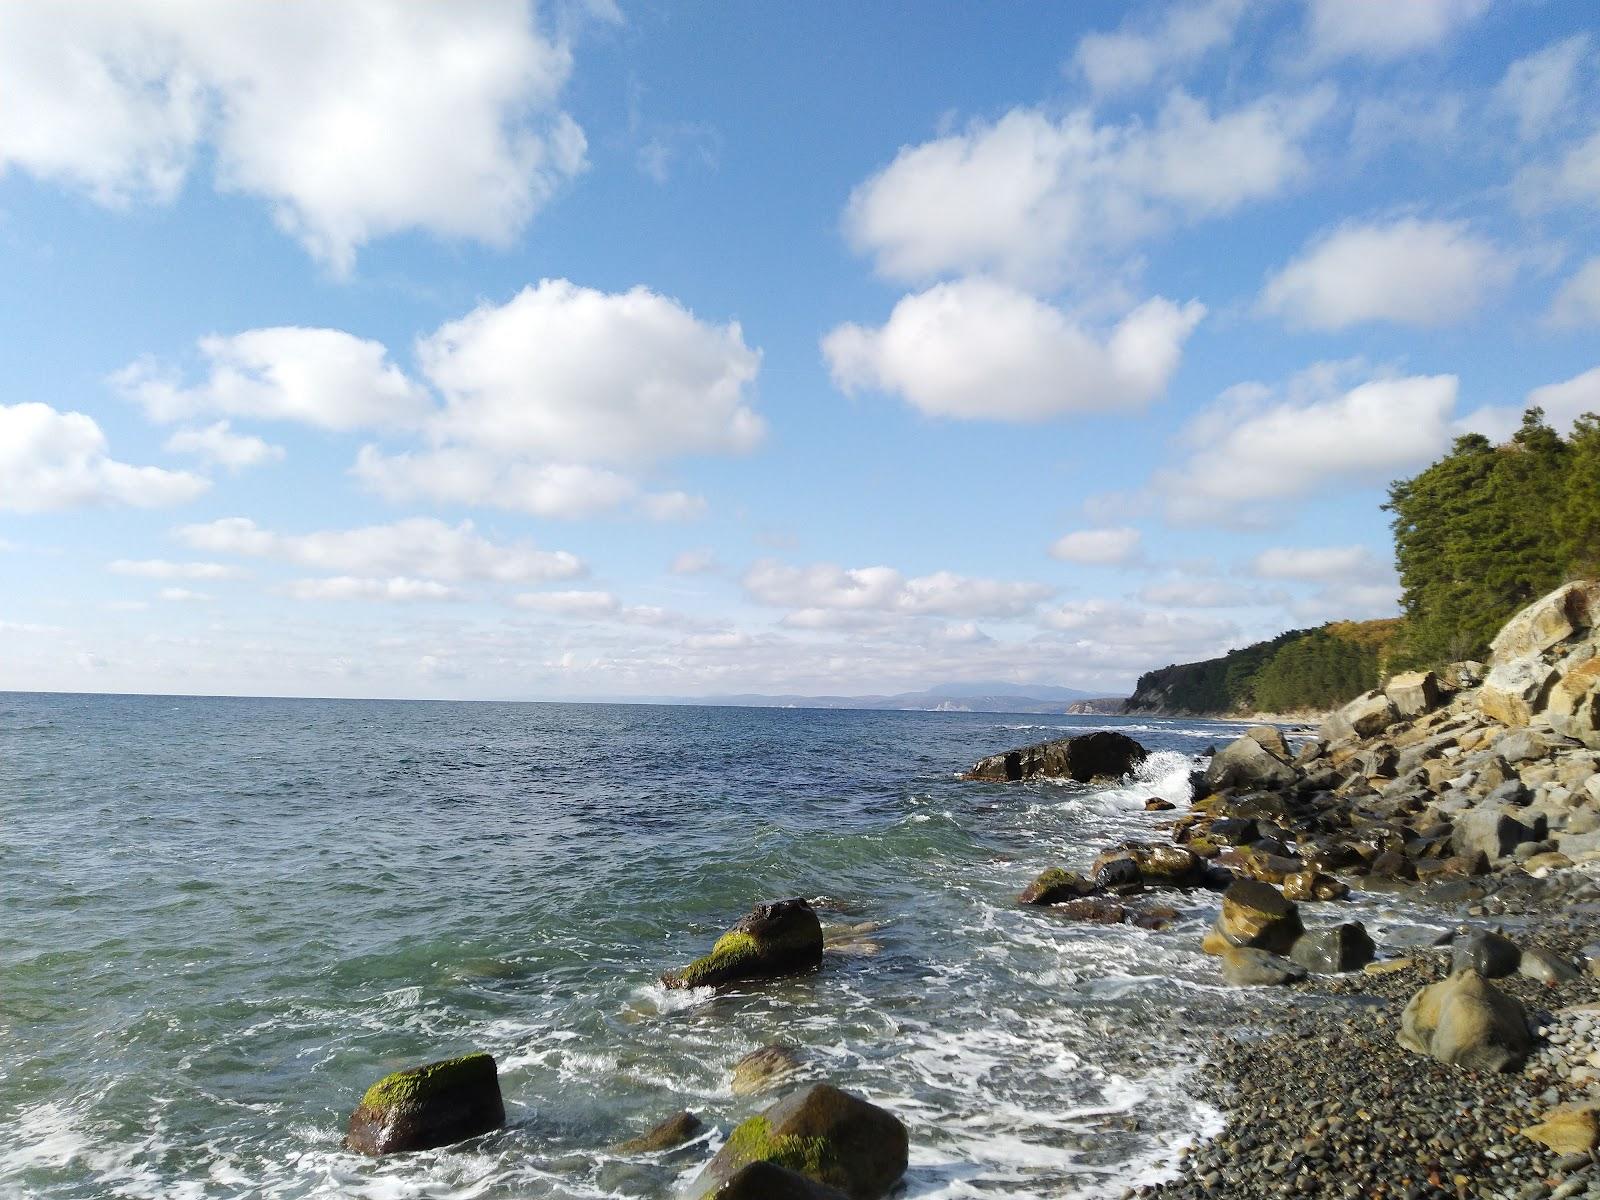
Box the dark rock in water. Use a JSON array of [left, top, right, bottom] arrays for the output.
[[1051, 898, 1128, 924], [1093, 855, 1141, 889], [1450, 929, 1521, 978], [1203, 735, 1295, 791], [1217, 879, 1303, 954], [663, 898, 824, 990], [615, 1109, 705, 1154], [1144, 796, 1177, 811], [965, 730, 1147, 783], [1221, 946, 1307, 987], [1207, 817, 1260, 846], [1397, 969, 1532, 1071], [732, 1044, 806, 1095], [1290, 922, 1376, 973], [707, 1161, 850, 1200], [345, 1052, 505, 1156], [1016, 867, 1094, 906], [690, 1083, 908, 1200]]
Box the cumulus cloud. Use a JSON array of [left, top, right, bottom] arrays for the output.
[[159, 587, 210, 603], [0, 402, 209, 512], [1527, 366, 1600, 432], [176, 516, 584, 582], [1516, 126, 1600, 212], [843, 90, 1331, 289], [513, 589, 715, 630], [351, 448, 638, 519], [1496, 35, 1592, 141], [1261, 219, 1514, 330], [744, 560, 1050, 619], [1160, 372, 1460, 522], [1049, 527, 1143, 565], [109, 559, 248, 580], [1549, 258, 1600, 328], [639, 491, 708, 521], [1071, 0, 1248, 95], [669, 548, 718, 576], [824, 280, 1203, 421], [1304, 0, 1490, 61], [0, 2, 589, 271], [1252, 545, 1392, 582], [163, 421, 283, 471], [116, 328, 433, 431], [1137, 579, 1269, 608], [282, 577, 462, 603]]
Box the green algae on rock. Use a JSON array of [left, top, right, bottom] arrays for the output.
[[662, 898, 824, 990], [344, 1052, 505, 1156], [690, 1083, 908, 1200]]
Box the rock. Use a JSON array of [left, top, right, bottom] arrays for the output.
[[1386, 671, 1442, 718], [1442, 660, 1486, 690], [1397, 970, 1533, 1072], [690, 1083, 908, 1200], [1521, 1103, 1600, 1155], [1451, 805, 1545, 863], [1217, 879, 1303, 954], [1520, 946, 1581, 984], [1451, 930, 1522, 978], [1481, 659, 1559, 727], [1144, 796, 1177, 811], [1244, 724, 1291, 761], [663, 899, 824, 990], [1290, 922, 1376, 973], [1323, 691, 1400, 742], [732, 1044, 806, 1096], [1051, 898, 1128, 924], [1281, 869, 1348, 902], [1091, 843, 1203, 888], [1016, 868, 1093, 906], [1221, 946, 1307, 987], [615, 1109, 705, 1154], [1497, 728, 1555, 764], [965, 731, 1147, 782], [1203, 735, 1296, 791], [345, 1052, 505, 1156], [1489, 581, 1600, 663], [1206, 817, 1261, 846], [707, 1162, 852, 1200]]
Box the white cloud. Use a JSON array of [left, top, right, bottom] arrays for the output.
[[0, 402, 209, 512], [109, 559, 248, 581], [1549, 258, 1600, 328], [1039, 598, 1238, 655], [1516, 126, 1600, 212], [1071, 0, 1248, 95], [283, 577, 462, 603], [743, 560, 1050, 619], [159, 587, 211, 603], [1260, 219, 1514, 330], [843, 90, 1331, 289], [640, 491, 708, 521], [1527, 366, 1600, 432], [351, 447, 638, 519], [1251, 545, 1391, 582], [1161, 372, 1459, 521], [419, 280, 763, 464], [514, 589, 621, 617], [163, 421, 283, 470], [176, 516, 583, 582], [1305, 0, 1490, 61], [116, 328, 432, 431], [1496, 35, 1592, 140], [0, 2, 589, 271], [824, 280, 1203, 421], [670, 548, 718, 575], [1138, 579, 1267, 608], [1049, 527, 1143, 565]]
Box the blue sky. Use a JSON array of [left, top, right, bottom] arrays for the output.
[[2, 0, 1598, 700]]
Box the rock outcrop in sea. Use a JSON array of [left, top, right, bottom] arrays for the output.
[[344, 1052, 505, 1156], [964, 729, 1147, 782], [662, 897, 825, 990]]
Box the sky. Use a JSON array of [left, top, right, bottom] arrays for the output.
[[1, 0, 1598, 702]]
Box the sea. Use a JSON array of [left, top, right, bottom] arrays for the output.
[[0, 692, 1451, 1199]]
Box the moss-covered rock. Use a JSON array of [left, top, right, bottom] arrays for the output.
[[1016, 867, 1093, 906], [708, 1161, 851, 1199], [663, 898, 824, 990], [614, 1109, 705, 1154], [344, 1052, 505, 1156], [690, 1083, 908, 1200]]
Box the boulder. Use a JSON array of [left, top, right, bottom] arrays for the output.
[[1290, 922, 1376, 974], [1385, 671, 1442, 718], [690, 1084, 908, 1200], [1323, 692, 1399, 743], [1202, 735, 1296, 792], [1489, 581, 1600, 663], [1480, 659, 1558, 727], [615, 1109, 705, 1154], [1397, 970, 1532, 1072], [732, 1044, 806, 1096], [1217, 879, 1303, 955], [1144, 796, 1178, 811], [708, 1162, 851, 1200], [1017, 868, 1094, 906], [1221, 947, 1307, 987], [1451, 805, 1545, 863], [1521, 1103, 1600, 1155], [1051, 898, 1128, 924], [966, 731, 1147, 783], [1091, 843, 1204, 889], [1244, 725, 1291, 761], [1519, 947, 1581, 984], [663, 899, 824, 990], [345, 1052, 505, 1156], [1281, 869, 1348, 902]]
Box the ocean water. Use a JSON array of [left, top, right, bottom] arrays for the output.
[[0, 693, 1436, 1199]]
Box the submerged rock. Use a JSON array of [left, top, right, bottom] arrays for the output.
[[708, 1162, 851, 1199], [965, 731, 1147, 783], [1397, 969, 1532, 1072], [690, 1083, 908, 1200], [732, 1044, 806, 1096], [663, 899, 824, 990], [614, 1109, 704, 1154], [345, 1052, 505, 1156], [1016, 867, 1094, 906]]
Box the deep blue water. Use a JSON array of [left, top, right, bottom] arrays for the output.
[[2, 692, 1332, 1198]]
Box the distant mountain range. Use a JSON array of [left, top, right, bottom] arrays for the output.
[[680, 680, 1120, 715]]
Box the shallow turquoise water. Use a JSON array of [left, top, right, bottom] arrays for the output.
[[3, 693, 1298, 1198]]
